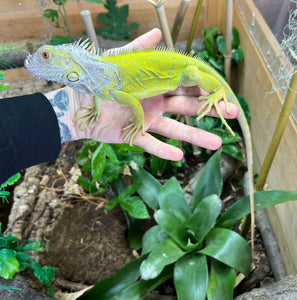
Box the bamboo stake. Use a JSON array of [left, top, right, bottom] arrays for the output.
[[171, 0, 192, 45], [186, 0, 203, 53], [255, 70, 297, 191], [224, 0, 233, 84], [146, 0, 174, 49], [80, 10, 100, 49]]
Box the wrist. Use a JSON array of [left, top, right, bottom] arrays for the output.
[[45, 87, 96, 143]]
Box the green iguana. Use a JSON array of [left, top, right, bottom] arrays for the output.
[[25, 38, 254, 251]]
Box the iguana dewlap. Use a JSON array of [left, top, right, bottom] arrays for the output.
[[25, 39, 255, 252]]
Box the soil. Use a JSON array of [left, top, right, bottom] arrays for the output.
[[2, 139, 274, 298]]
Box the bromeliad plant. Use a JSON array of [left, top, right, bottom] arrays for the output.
[[78, 149, 297, 300]]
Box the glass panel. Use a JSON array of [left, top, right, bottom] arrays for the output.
[[236, 0, 297, 123]]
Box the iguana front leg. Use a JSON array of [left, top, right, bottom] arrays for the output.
[[73, 95, 102, 129], [111, 90, 145, 146], [181, 65, 234, 136]]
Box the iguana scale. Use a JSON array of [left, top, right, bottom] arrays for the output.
[[25, 39, 255, 251]]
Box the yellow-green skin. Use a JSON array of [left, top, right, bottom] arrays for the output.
[[95, 50, 235, 143], [25, 43, 254, 247]]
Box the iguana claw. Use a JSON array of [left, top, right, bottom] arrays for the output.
[[73, 105, 100, 129], [122, 118, 145, 146], [197, 93, 234, 136]]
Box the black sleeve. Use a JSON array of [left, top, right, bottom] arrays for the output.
[[0, 93, 61, 184]]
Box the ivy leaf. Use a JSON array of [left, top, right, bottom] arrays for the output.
[[31, 260, 55, 286], [0, 249, 19, 279], [15, 252, 31, 271]]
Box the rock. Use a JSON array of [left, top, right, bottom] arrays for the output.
[[235, 275, 297, 300], [0, 274, 55, 300]]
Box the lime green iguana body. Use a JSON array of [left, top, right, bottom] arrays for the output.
[[25, 39, 254, 248]]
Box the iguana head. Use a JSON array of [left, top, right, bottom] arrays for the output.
[[25, 40, 106, 94]]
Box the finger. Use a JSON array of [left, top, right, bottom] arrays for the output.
[[121, 28, 162, 50], [149, 116, 222, 150], [164, 95, 239, 119], [134, 132, 184, 161]]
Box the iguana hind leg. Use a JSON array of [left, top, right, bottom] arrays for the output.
[[181, 65, 234, 136]]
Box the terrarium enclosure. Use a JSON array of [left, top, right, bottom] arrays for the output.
[[1, 0, 297, 293]]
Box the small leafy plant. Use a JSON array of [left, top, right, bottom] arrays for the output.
[[195, 26, 244, 74], [0, 223, 55, 294], [43, 0, 76, 45], [0, 174, 20, 204], [78, 149, 297, 300], [193, 27, 248, 161], [95, 0, 139, 40]]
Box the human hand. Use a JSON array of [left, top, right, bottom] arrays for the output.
[[45, 28, 239, 161]]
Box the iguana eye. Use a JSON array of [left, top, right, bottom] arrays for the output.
[[41, 51, 50, 59], [67, 72, 79, 82]]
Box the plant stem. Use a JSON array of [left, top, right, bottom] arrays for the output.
[[171, 0, 191, 45], [186, 0, 203, 53], [60, 4, 74, 40]]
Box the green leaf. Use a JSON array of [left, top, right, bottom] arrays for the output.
[[199, 228, 251, 277], [232, 27, 240, 49], [157, 177, 191, 222], [91, 143, 106, 181], [189, 195, 222, 242], [132, 169, 161, 210], [154, 209, 188, 247], [232, 47, 244, 63], [49, 36, 73, 45], [76, 140, 99, 167], [83, 0, 105, 3], [216, 35, 225, 55], [141, 225, 168, 256], [0, 249, 19, 279], [194, 50, 209, 61], [192, 149, 222, 210], [104, 144, 119, 163], [202, 28, 217, 57], [222, 144, 243, 161], [124, 213, 142, 250], [208, 58, 224, 73], [0, 84, 9, 90], [140, 238, 185, 280], [78, 257, 144, 300], [217, 190, 297, 228], [31, 260, 55, 286], [17, 240, 42, 252], [115, 183, 149, 219], [15, 252, 31, 271], [111, 266, 173, 300], [43, 9, 59, 23], [174, 254, 208, 300], [207, 259, 236, 300], [119, 196, 149, 219], [1, 173, 20, 188]]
